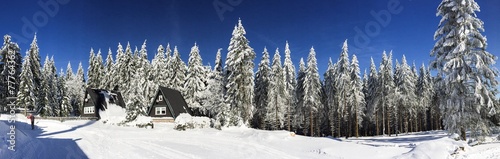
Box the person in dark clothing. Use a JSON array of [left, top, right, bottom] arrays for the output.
[[28, 114, 35, 130]]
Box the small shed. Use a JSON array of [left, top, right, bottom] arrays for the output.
[[147, 86, 192, 121], [81, 88, 126, 119]]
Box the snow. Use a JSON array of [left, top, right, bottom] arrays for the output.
[[2, 114, 500, 159], [98, 103, 127, 125]]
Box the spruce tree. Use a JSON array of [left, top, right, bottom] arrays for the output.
[[294, 58, 306, 133], [26, 35, 43, 112], [431, 0, 499, 141], [283, 41, 297, 131], [224, 19, 256, 127], [366, 57, 379, 135], [253, 47, 271, 129], [394, 55, 417, 133], [324, 58, 337, 136], [378, 51, 396, 136], [334, 40, 351, 137], [76, 62, 86, 115], [17, 52, 36, 112], [184, 43, 207, 115], [104, 48, 115, 90], [267, 48, 286, 130], [95, 49, 105, 89], [303, 47, 322, 136], [0, 35, 22, 110], [204, 49, 229, 128], [86, 48, 97, 88], [349, 54, 365, 138], [170, 46, 187, 92]]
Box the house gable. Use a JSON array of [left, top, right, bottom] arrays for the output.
[[147, 86, 192, 118], [81, 88, 126, 118]]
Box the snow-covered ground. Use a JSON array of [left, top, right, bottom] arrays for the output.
[[1, 114, 499, 159]]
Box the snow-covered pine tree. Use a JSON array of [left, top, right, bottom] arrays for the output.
[[393, 59, 401, 134], [362, 69, 370, 136], [395, 55, 417, 133], [65, 62, 73, 81], [76, 62, 86, 115], [163, 43, 173, 87], [26, 35, 43, 113], [334, 40, 351, 137], [17, 52, 36, 113], [56, 68, 68, 117], [283, 41, 297, 131], [137, 40, 151, 109], [294, 58, 306, 133], [40, 56, 58, 116], [63, 62, 81, 116], [267, 48, 286, 130], [303, 47, 322, 136], [113, 43, 127, 92], [50, 57, 61, 116], [86, 48, 97, 88], [253, 47, 271, 129], [170, 46, 187, 92], [431, 0, 499, 141], [121, 42, 134, 99], [323, 58, 337, 136], [39, 56, 50, 116], [378, 51, 396, 136], [95, 49, 105, 89], [410, 62, 422, 132], [204, 48, 229, 128], [417, 63, 433, 131], [125, 65, 146, 122], [150, 45, 165, 96], [103, 48, 115, 90], [184, 43, 207, 115], [0, 35, 22, 109], [366, 57, 380, 135], [349, 54, 365, 138], [223, 19, 256, 127]]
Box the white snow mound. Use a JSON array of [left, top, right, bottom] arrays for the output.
[[99, 104, 126, 125], [174, 113, 210, 130]]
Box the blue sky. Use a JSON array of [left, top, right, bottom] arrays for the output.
[[1, 0, 499, 78]]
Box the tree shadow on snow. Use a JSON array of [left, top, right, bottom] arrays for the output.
[[0, 119, 90, 159], [328, 132, 447, 148]]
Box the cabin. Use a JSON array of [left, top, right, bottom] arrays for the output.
[[147, 86, 192, 122], [81, 88, 126, 119]]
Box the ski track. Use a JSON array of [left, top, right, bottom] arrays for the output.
[[206, 133, 302, 159], [124, 139, 202, 159]]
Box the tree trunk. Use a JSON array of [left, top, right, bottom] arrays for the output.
[[376, 110, 379, 136], [414, 115, 418, 132], [430, 109, 433, 130], [461, 127, 466, 141], [382, 100, 385, 135], [355, 105, 359, 138], [387, 109, 391, 136], [288, 105, 291, 132], [310, 110, 314, 137]]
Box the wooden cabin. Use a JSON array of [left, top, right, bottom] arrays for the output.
[[147, 86, 192, 122], [81, 88, 125, 119]]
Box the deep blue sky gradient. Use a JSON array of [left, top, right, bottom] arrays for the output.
[[1, 0, 499, 78]]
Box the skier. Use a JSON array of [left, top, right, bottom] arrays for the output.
[[27, 113, 35, 130]]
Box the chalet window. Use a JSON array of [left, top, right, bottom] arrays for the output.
[[84, 107, 95, 114], [155, 107, 167, 115], [158, 95, 163, 102]]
